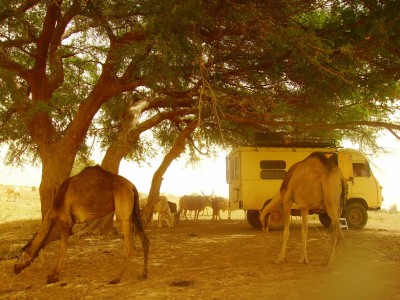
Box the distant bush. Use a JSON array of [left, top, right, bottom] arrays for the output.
[[31, 186, 37, 192], [389, 204, 398, 214]]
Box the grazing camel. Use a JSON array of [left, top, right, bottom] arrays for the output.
[[7, 186, 21, 201], [14, 166, 149, 284], [260, 152, 346, 267]]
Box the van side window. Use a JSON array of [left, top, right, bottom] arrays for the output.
[[353, 163, 370, 177], [260, 170, 286, 179], [229, 159, 235, 182], [260, 160, 286, 179], [260, 160, 286, 169], [234, 157, 240, 180]]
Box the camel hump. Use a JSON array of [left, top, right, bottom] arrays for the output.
[[308, 152, 338, 167], [280, 152, 338, 192]]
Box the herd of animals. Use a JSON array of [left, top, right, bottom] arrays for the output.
[[11, 152, 346, 285], [139, 194, 231, 229]]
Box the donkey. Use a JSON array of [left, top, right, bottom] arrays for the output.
[[14, 166, 149, 284], [260, 152, 346, 267]]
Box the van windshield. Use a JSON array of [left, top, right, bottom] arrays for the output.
[[352, 163, 370, 177]]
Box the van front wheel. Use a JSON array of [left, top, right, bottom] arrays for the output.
[[318, 213, 331, 228], [344, 203, 368, 230]]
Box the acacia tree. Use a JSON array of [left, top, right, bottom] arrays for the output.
[[0, 0, 163, 217], [1, 0, 400, 224], [98, 0, 400, 224], [95, 0, 400, 174]]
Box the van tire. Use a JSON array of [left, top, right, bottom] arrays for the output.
[[344, 203, 368, 230], [247, 210, 262, 228], [318, 213, 331, 228]]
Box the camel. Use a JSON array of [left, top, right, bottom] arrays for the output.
[[6, 186, 21, 201], [259, 152, 346, 267], [14, 166, 149, 284]]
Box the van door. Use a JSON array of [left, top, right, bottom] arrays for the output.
[[340, 152, 380, 208], [349, 160, 380, 207], [227, 153, 241, 210]]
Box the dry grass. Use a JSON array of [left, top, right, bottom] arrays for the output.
[[1, 215, 400, 300], [0, 219, 41, 261], [0, 186, 41, 223], [0, 186, 42, 262]]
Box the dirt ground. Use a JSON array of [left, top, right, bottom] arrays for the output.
[[0, 187, 400, 300]]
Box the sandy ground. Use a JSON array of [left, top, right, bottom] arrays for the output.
[[0, 187, 400, 300]]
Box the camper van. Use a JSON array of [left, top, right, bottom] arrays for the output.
[[226, 146, 382, 230]]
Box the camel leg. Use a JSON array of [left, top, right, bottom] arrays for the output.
[[47, 221, 70, 284], [298, 208, 309, 264], [275, 201, 291, 264], [327, 219, 342, 267], [109, 219, 134, 284], [14, 209, 58, 275]]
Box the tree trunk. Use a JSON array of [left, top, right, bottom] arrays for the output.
[[75, 101, 148, 235], [39, 148, 76, 217], [143, 120, 198, 224], [36, 143, 78, 243]]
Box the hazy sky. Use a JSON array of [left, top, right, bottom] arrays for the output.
[[0, 150, 228, 197]]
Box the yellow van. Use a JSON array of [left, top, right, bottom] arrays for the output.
[[226, 146, 383, 230]]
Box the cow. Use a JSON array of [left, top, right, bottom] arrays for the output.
[[178, 195, 212, 221], [153, 196, 175, 229], [139, 197, 148, 211], [168, 201, 179, 224], [140, 196, 176, 229], [211, 197, 229, 221]]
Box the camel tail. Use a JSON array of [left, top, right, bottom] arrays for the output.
[[340, 176, 347, 213], [259, 191, 282, 229], [132, 185, 144, 231]]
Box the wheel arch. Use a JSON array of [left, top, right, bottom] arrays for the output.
[[346, 197, 368, 210]]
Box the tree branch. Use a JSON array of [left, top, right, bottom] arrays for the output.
[[143, 119, 198, 223], [222, 112, 400, 139], [0, 0, 41, 22], [33, 1, 62, 74]]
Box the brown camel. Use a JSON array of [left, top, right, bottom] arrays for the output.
[[14, 166, 149, 284], [260, 152, 346, 267]]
